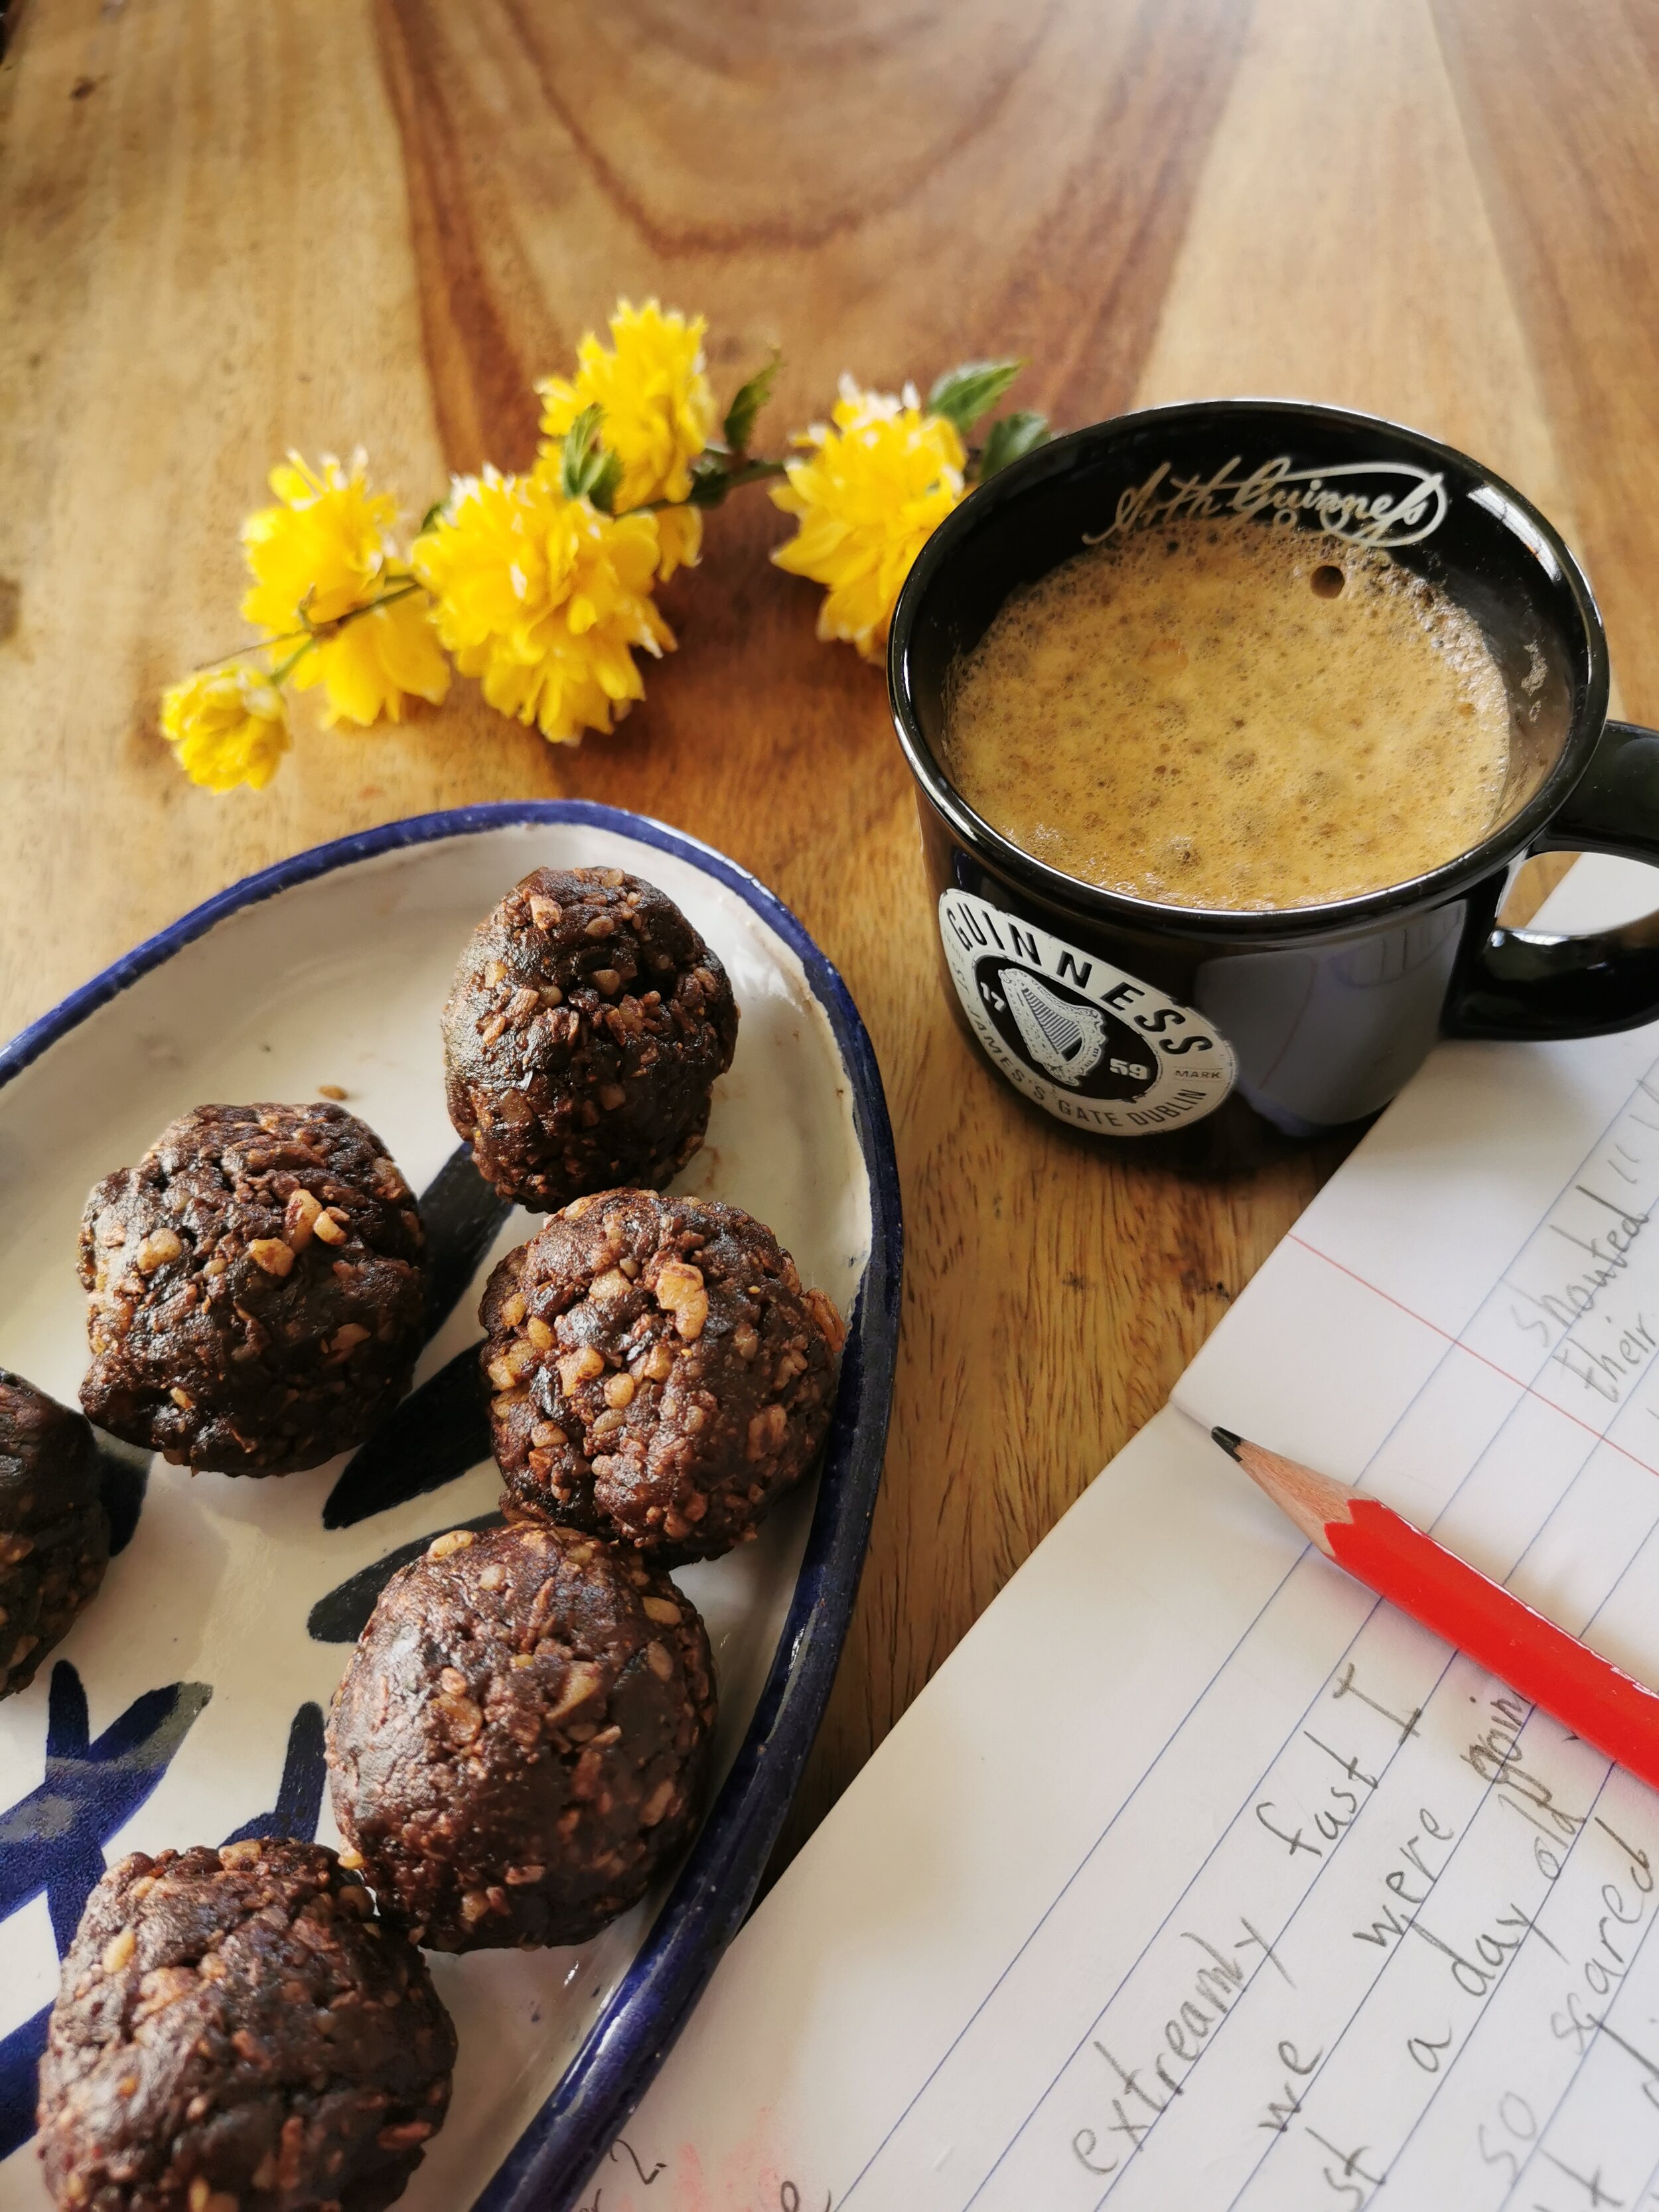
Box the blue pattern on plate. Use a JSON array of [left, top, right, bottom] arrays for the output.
[[220, 1702, 328, 1851], [323, 1339, 493, 1531]]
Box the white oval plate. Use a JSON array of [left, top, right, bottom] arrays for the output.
[[0, 802, 901, 2212]]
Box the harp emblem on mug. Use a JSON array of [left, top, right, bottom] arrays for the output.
[[1001, 966, 1107, 1085]]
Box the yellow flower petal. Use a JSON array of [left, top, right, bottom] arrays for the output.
[[160, 664, 292, 793], [654, 504, 703, 579], [770, 379, 965, 661], [295, 589, 453, 728], [413, 470, 673, 747]]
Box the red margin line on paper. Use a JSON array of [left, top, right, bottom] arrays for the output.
[[1286, 1232, 1659, 1484]]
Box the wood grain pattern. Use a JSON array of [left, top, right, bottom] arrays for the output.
[[1431, 0, 1659, 728], [1137, 0, 1572, 520], [0, 0, 1648, 1875]]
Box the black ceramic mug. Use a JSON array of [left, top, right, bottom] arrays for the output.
[[888, 397, 1659, 1145]]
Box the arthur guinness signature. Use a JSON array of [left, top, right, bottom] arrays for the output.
[[1086, 455, 1449, 550]]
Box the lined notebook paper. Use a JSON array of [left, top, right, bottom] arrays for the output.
[[592, 855, 1659, 2212]]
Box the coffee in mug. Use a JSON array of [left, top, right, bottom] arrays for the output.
[[940, 515, 1511, 912]]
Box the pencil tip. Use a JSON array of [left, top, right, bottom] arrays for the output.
[[1211, 1426, 1244, 1461]]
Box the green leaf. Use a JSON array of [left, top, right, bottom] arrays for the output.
[[926, 358, 1025, 436], [587, 451, 625, 516], [723, 350, 782, 453], [417, 500, 448, 535], [975, 409, 1051, 483], [558, 404, 608, 502], [687, 451, 735, 509]]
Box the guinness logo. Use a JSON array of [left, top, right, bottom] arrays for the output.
[[938, 891, 1235, 1135]]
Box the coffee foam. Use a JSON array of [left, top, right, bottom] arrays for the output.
[[942, 517, 1511, 911]]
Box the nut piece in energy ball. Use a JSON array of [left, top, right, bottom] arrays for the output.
[[481, 1188, 845, 1562], [36, 1838, 455, 2212], [326, 1518, 717, 1953], [441, 866, 739, 1211], [78, 1104, 427, 1477], [0, 1370, 109, 1699]]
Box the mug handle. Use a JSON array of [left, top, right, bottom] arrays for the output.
[[1445, 719, 1659, 1041]]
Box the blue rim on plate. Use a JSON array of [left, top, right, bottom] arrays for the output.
[[0, 801, 904, 2212]]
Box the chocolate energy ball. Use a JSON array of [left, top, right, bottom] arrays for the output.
[[0, 1370, 109, 1698], [36, 1839, 455, 2212], [441, 865, 739, 1211], [78, 1104, 427, 1477], [480, 1189, 845, 1562], [326, 1518, 716, 1953]]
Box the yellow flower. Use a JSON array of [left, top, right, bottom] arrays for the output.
[[243, 453, 394, 629], [242, 452, 449, 726], [413, 469, 674, 746], [160, 664, 292, 793], [536, 301, 717, 578], [770, 377, 967, 662]]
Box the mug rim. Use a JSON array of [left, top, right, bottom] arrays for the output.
[[887, 396, 1611, 942]]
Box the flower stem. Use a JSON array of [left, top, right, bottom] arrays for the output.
[[307, 577, 423, 636], [267, 640, 317, 688], [192, 578, 430, 691], [636, 457, 789, 514], [713, 457, 789, 492], [190, 627, 311, 672]]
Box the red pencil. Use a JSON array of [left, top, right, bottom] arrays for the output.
[[1212, 1426, 1659, 1792]]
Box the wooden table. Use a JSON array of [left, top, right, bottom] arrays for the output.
[[3, 0, 1656, 1865]]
